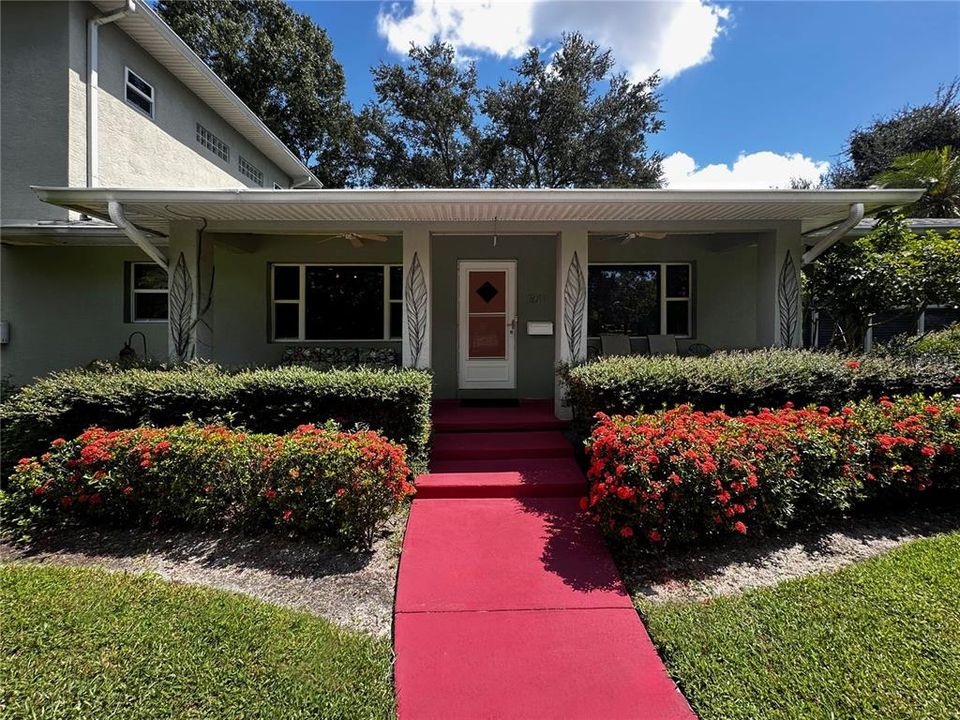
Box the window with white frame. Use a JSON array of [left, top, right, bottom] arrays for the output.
[[125, 67, 154, 118], [239, 155, 263, 186], [271, 264, 403, 341], [196, 123, 229, 161], [129, 262, 168, 322], [587, 263, 692, 337]]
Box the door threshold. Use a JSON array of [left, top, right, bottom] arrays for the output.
[[458, 398, 521, 408]]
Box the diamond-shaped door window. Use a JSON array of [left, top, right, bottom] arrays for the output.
[[475, 281, 499, 304]]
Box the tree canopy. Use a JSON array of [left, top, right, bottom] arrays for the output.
[[827, 81, 960, 190], [361, 42, 484, 188], [157, 0, 362, 187], [158, 4, 666, 189], [871, 146, 960, 218], [482, 33, 664, 188], [805, 214, 960, 350]]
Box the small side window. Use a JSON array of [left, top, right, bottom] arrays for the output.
[[125, 67, 154, 118], [129, 262, 168, 322]]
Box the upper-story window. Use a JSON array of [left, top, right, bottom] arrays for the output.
[[239, 156, 263, 186], [125, 67, 154, 118], [196, 123, 230, 162]]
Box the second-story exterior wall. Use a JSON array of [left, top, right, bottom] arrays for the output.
[[76, 9, 294, 191], [1, 0, 296, 228], [1, 2, 72, 222]]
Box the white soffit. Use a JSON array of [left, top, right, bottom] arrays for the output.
[[32, 187, 925, 237]]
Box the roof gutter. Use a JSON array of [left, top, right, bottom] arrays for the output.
[[292, 175, 321, 189], [88, 0, 137, 188], [802, 202, 865, 265], [108, 201, 168, 270]]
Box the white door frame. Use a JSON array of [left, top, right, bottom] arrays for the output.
[[458, 259, 517, 390]]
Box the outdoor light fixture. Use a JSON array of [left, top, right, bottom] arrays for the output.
[[119, 331, 148, 363]]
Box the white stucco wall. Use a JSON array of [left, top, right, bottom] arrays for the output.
[[1, 0, 295, 229], [75, 9, 293, 190]]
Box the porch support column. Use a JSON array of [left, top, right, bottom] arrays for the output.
[[555, 228, 589, 418], [166, 220, 214, 363], [755, 226, 802, 347], [402, 228, 431, 369]]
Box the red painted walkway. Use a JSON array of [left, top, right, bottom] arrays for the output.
[[394, 401, 696, 719]]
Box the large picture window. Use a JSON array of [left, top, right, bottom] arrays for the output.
[[588, 263, 691, 337], [271, 264, 402, 341]]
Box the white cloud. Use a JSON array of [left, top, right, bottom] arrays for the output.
[[376, 0, 730, 81], [377, 1, 534, 59], [662, 150, 830, 189]]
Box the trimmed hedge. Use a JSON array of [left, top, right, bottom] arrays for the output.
[[1, 422, 414, 547], [1, 364, 432, 476], [584, 395, 960, 547], [561, 349, 959, 439], [884, 323, 960, 362]]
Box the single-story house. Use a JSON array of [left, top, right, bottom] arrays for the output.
[[8, 186, 922, 416]]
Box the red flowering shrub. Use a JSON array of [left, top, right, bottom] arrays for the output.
[[856, 395, 960, 496], [1, 422, 412, 548], [584, 395, 960, 546], [259, 424, 413, 547]]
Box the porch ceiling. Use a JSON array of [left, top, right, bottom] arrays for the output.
[[32, 187, 924, 237]]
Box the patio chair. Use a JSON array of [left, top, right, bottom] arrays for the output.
[[647, 334, 679, 356], [600, 333, 633, 356], [685, 342, 713, 357]]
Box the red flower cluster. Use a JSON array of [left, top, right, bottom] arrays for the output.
[[584, 395, 960, 546], [8, 421, 414, 548]]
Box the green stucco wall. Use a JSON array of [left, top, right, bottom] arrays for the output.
[[210, 233, 402, 367], [1, 1, 71, 222], [430, 234, 558, 399], [0, 244, 168, 384], [588, 233, 760, 351]]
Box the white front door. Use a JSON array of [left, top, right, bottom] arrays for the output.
[[458, 260, 517, 390]]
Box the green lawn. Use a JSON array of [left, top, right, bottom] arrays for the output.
[[637, 532, 960, 720], [0, 564, 394, 720]]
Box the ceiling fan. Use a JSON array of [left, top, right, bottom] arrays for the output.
[[320, 232, 390, 248], [598, 231, 669, 245]]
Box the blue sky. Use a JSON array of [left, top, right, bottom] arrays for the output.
[[291, 0, 960, 187]]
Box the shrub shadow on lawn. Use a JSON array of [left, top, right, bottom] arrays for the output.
[[3, 525, 381, 580], [619, 497, 960, 603], [0, 516, 406, 637]]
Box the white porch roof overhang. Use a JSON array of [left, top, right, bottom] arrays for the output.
[[31, 187, 924, 240]]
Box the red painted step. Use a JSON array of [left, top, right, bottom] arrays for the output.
[[395, 608, 695, 720], [396, 497, 630, 614], [432, 400, 568, 433], [418, 458, 587, 498], [432, 430, 574, 461], [395, 406, 695, 719]]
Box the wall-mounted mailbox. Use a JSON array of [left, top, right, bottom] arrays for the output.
[[527, 321, 553, 336]]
